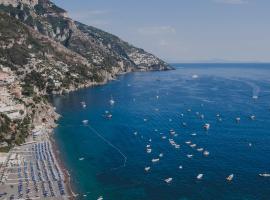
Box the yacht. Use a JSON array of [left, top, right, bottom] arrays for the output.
[[164, 177, 173, 183], [226, 174, 234, 181]]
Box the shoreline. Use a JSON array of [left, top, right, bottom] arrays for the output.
[[49, 133, 76, 200]]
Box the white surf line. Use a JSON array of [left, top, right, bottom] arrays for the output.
[[85, 125, 127, 171]]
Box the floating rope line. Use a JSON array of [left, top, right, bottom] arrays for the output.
[[85, 125, 127, 171]]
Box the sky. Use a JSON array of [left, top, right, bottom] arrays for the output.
[[52, 0, 270, 63]]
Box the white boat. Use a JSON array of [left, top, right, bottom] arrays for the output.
[[97, 196, 103, 200], [192, 74, 199, 79], [203, 151, 210, 156], [252, 95, 258, 100], [156, 95, 159, 99], [145, 167, 151, 172], [250, 115, 255, 120], [169, 118, 172, 122], [185, 141, 191, 144], [190, 144, 196, 148], [164, 177, 173, 183], [147, 149, 152, 153], [226, 174, 234, 181], [259, 173, 270, 177], [175, 144, 180, 149], [182, 122, 187, 127], [236, 117, 241, 122], [197, 174, 203, 180], [187, 109, 192, 112], [203, 123, 210, 130], [107, 114, 112, 119], [79, 157, 85, 161], [82, 120, 89, 125], [162, 136, 167, 139], [159, 153, 164, 157], [179, 165, 183, 169], [200, 114, 205, 119], [191, 133, 197, 136], [134, 132, 138, 135], [187, 154, 193, 158], [81, 101, 86, 108], [152, 158, 160, 163], [109, 97, 115, 106], [197, 148, 204, 152], [144, 118, 148, 122], [146, 145, 151, 148]]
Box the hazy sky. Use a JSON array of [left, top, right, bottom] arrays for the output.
[[52, 0, 270, 62]]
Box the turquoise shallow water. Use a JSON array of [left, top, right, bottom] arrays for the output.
[[52, 64, 270, 200]]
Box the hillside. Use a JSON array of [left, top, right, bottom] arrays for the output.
[[0, 0, 172, 150]]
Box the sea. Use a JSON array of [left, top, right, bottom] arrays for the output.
[[51, 63, 270, 200]]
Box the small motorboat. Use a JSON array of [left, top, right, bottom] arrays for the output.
[[200, 114, 205, 119], [97, 196, 103, 200], [106, 114, 113, 119], [164, 177, 173, 183], [203, 123, 210, 130], [162, 136, 167, 139], [250, 115, 255, 120], [82, 120, 89, 125], [197, 148, 204, 152], [152, 158, 160, 163], [145, 167, 151, 172], [203, 151, 210, 156], [81, 101, 87, 108], [144, 118, 148, 122], [187, 109, 192, 112], [259, 173, 270, 177], [182, 122, 187, 127], [79, 157, 85, 161], [147, 149, 152, 154], [252, 95, 258, 100], [109, 97, 115, 106], [175, 144, 180, 149], [187, 154, 193, 158], [134, 132, 138, 135], [226, 174, 234, 181], [190, 144, 197, 148], [179, 165, 183, 169], [185, 141, 191, 144], [236, 117, 241, 123], [146, 145, 151, 148], [191, 133, 197, 136], [192, 74, 199, 79], [159, 153, 164, 158], [197, 174, 203, 180]]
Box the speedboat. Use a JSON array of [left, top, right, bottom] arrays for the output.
[[82, 120, 89, 125], [164, 177, 173, 183], [97, 196, 103, 200], [259, 173, 270, 177], [145, 167, 151, 172], [190, 144, 196, 148], [197, 174, 203, 180], [203, 123, 210, 130], [152, 158, 160, 163], [146, 145, 151, 148], [187, 154, 193, 158], [147, 149, 152, 154], [203, 151, 210, 156], [250, 115, 255, 120], [109, 97, 115, 106], [197, 148, 204, 152], [226, 174, 234, 181], [236, 117, 241, 123], [185, 141, 191, 144]]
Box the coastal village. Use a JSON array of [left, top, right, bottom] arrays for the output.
[[0, 66, 69, 199]]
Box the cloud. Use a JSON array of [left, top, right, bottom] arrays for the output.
[[137, 26, 176, 35], [213, 0, 248, 4]]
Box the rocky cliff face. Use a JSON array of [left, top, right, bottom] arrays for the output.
[[0, 0, 172, 94]]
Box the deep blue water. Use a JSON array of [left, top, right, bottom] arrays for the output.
[[52, 63, 270, 200]]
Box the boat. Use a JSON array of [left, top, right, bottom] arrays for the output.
[[179, 165, 183, 169], [159, 153, 164, 157], [164, 177, 173, 183], [81, 101, 86, 108], [156, 95, 159, 99], [162, 136, 167, 139], [197, 174, 203, 180], [182, 122, 187, 127], [203, 151, 210, 156], [192, 74, 199, 79], [144, 118, 148, 122], [185, 141, 191, 144], [134, 132, 138, 135], [200, 114, 205, 119], [250, 115, 255, 120], [190, 144, 196, 148], [187, 154, 193, 158], [236, 117, 241, 123], [203, 123, 210, 130], [106, 114, 113, 119], [149, 139, 152, 142], [187, 109, 192, 112], [175, 144, 180, 149], [145, 167, 151, 172], [252, 95, 258, 100], [259, 173, 270, 177], [152, 158, 160, 163], [78, 157, 85, 161], [146, 145, 151, 148], [82, 120, 89, 125], [109, 97, 115, 106], [147, 149, 152, 153], [197, 148, 204, 152], [97, 196, 103, 200], [191, 133, 197, 136], [226, 174, 234, 181]]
